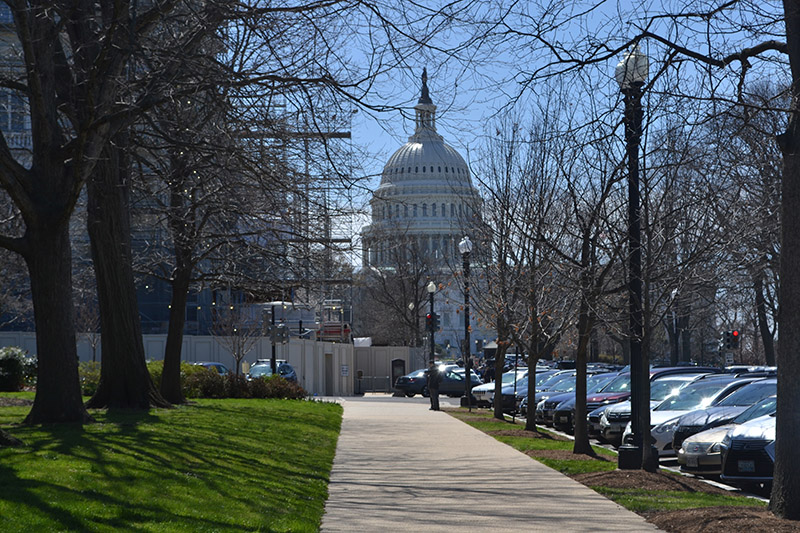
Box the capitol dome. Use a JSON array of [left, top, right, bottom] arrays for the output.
[[361, 69, 480, 268]]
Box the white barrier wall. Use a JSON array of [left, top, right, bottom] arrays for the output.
[[0, 332, 355, 397]]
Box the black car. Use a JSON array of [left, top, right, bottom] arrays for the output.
[[247, 361, 298, 382], [394, 366, 482, 397]]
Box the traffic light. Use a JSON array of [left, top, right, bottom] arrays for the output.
[[426, 313, 433, 332], [433, 313, 441, 331], [721, 329, 740, 350]]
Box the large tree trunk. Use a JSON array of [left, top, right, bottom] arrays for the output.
[[84, 141, 169, 410], [161, 271, 191, 404], [753, 273, 776, 366], [24, 225, 91, 424], [771, 5, 800, 518], [572, 292, 594, 455]]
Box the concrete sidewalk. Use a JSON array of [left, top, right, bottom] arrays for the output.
[[320, 395, 661, 532]]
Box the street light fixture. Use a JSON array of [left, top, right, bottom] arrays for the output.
[[426, 281, 437, 364], [615, 44, 656, 471], [458, 236, 474, 410]]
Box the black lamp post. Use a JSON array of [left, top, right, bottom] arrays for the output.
[[427, 281, 436, 364], [459, 235, 474, 410], [615, 44, 656, 471]]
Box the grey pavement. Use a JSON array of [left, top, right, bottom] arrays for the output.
[[321, 394, 662, 532]]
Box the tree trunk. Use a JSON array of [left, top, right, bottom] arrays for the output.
[[23, 225, 92, 424], [572, 293, 594, 455], [665, 318, 679, 366], [770, 4, 800, 517], [492, 343, 508, 420], [753, 273, 776, 366], [84, 141, 169, 410], [524, 353, 539, 432], [161, 271, 191, 404]]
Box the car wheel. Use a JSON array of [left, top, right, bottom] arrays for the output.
[[422, 386, 429, 397], [405, 392, 416, 397]]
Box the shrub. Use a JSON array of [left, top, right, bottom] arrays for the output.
[[147, 360, 164, 389], [249, 376, 306, 399], [224, 373, 250, 398], [0, 347, 25, 392], [181, 363, 216, 398], [184, 367, 225, 398], [22, 355, 37, 387], [78, 361, 102, 396]]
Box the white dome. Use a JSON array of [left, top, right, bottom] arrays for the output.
[[379, 138, 471, 190]]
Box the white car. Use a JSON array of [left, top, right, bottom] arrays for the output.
[[598, 375, 698, 445], [471, 368, 529, 407], [621, 375, 763, 456]]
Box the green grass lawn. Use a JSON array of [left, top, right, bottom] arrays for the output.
[[0, 394, 342, 532]]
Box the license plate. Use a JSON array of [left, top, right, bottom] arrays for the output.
[[558, 416, 569, 424], [738, 460, 755, 473], [687, 456, 698, 468]]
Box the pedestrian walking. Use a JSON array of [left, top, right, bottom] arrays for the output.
[[425, 361, 443, 410]]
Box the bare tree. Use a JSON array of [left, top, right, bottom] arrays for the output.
[[210, 303, 262, 376]]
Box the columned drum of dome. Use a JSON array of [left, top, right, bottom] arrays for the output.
[[361, 69, 480, 269]]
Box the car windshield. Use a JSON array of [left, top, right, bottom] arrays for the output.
[[249, 365, 272, 378], [539, 373, 573, 390], [501, 370, 527, 385], [587, 374, 616, 393], [654, 380, 733, 411], [650, 378, 691, 402], [532, 371, 557, 387], [550, 376, 576, 392], [733, 396, 777, 424], [716, 381, 776, 407], [599, 374, 631, 393]]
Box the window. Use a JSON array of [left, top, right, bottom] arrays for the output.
[[441, 203, 445, 216], [438, 166, 441, 172], [414, 204, 418, 216], [404, 205, 409, 217], [432, 204, 437, 216], [423, 166, 426, 172], [423, 204, 427, 216]]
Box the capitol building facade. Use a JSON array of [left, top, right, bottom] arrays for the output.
[[361, 70, 490, 357]]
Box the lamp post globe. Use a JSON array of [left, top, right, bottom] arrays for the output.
[[615, 44, 649, 89], [458, 235, 473, 255]]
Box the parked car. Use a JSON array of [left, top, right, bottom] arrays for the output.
[[247, 361, 298, 382], [194, 362, 230, 375], [720, 412, 776, 492], [471, 368, 529, 407], [495, 370, 576, 414], [671, 378, 776, 453], [677, 395, 777, 477], [394, 365, 482, 398], [623, 374, 765, 456], [536, 372, 619, 427], [598, 374, 701, 446]]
